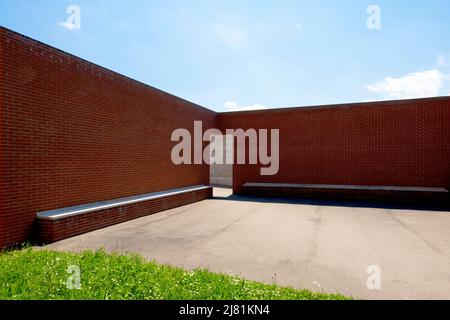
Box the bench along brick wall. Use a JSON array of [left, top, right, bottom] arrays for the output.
[[38, 187, 212, 243], [218, 98, 450, 200], [0, 27, 216, 248], [239, 184, 448, 206]]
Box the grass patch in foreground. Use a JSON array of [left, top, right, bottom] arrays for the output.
[[0, 249, 349, 300]]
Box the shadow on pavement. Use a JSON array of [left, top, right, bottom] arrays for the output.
[[213, 192, 450, 212]]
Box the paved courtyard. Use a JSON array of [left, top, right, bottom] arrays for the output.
[[46, 188, 450, 300]]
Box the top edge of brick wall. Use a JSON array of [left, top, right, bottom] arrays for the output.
[[218, 96, 450, 117], [0, 26, 216, 116]]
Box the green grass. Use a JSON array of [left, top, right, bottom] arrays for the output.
[[0, 248, 349, 300]]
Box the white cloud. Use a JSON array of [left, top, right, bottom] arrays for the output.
[[224, 101, 268, 112], [58, 22, 77, 30], [213, 25, 247, 48], [362, 98, 378, 103], [367, 70, 444, 99]]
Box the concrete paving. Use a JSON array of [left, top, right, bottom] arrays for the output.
[[46, 188, 450, 300]]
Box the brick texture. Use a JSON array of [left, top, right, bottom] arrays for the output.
[[2, 26, 450, 249], [218, 98, 450, 194], [0, 27, 216, 248]]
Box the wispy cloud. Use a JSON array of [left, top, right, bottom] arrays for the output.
[[292, 23, 303, 32], [367, 70, 444, 99], [213, 25, 248, 49], [286, 23, 303, 38], [58, 22, 77, 30], [437, 53, 449, 67], [224, 101, 268, 112]]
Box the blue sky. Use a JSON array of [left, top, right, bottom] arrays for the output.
[[1, 0, 450, 111]]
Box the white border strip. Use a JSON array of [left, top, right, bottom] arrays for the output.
[[243, 183, 448, 193], [37, 185, 210, 220]]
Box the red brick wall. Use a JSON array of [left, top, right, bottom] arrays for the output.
[[218, 98, 450, 194], [2, 26, 450, 249], [0, 28, 5, 247], [0, 27, 216, 248]]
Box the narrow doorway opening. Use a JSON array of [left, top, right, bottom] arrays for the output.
[[209, 134, 233, 188]]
